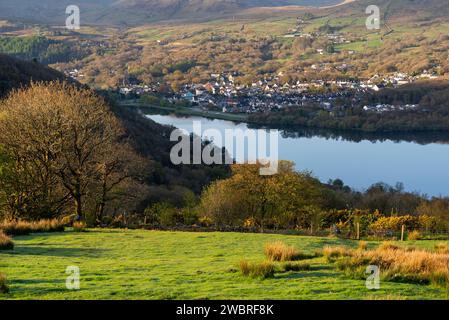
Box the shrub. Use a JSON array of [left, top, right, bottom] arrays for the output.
[[280, 262, 311, 272], [0, 231, 14, 250], [264, 242, 302, 262], [407, 230, 421, 241], [0, 274, 9, 294], [72, 221, 87, 232], [239, 260, 275, 279]]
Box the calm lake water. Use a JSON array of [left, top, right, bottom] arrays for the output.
[[147, 113, 449, 197]]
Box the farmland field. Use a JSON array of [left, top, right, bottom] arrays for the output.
[[0, 229, 448, 300]]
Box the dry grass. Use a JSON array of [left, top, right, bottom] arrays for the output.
[[72, 221, 87, 232], [358, 241, 368, 251], [239, 260, 275, 279], [408, 230, 421, 241], [0, 274, 9, 294], [323, 245, 351, 262], [264, 241, 315, 262], [0, 231, 14, 250], [326, 242, 449, 288], [0, 219, 65, 236]]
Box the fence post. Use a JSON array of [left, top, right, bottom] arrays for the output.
[[401, 225, 405, 241]]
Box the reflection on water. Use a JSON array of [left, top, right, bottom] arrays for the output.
[[146, 112, 449, 197]]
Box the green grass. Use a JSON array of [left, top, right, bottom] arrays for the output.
[[0, 229, 448, 300]]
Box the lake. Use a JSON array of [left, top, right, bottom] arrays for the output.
[[147, 113, 449, 197]]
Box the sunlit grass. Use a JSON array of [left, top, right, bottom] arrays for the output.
[[0, 229, 448, 300]]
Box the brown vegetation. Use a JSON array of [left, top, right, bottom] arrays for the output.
[[0, 219, 65, 236], [0, 82, 148, 225], [325, 243, 449, 288], [0, 273, 9, 294], [0, 231, 13, 250]]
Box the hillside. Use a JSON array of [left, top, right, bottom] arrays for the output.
[[0, 54, 229, 209], [0, 0, 342, 25], [0, 54, 66, 97]]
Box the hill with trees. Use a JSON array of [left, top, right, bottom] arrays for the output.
[[0, 55, 229, 223], [0, 54, 66, 97]]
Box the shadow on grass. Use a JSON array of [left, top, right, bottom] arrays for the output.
[[13, 278, 65, 285], [9, 246, 106, 258], [274, 271, 340, 280]]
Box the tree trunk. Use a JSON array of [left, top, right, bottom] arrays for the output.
[[74, 196, 83, 221]]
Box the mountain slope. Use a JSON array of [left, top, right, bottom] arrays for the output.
[[0, 54, 229, 206], [0, 0, 343, 25], [0, 54, 66, 97]]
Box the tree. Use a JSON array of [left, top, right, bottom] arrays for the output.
[[199, 161, 328, 230], [0, 82, 147, 223]]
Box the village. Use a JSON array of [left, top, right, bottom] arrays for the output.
[[108, 69, 438, 115]]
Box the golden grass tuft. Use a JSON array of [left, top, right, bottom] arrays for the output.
[[0, 219, 65, 236], [0, 274, 9, 294], [72, 221, 87, 232], [239, 260, 275, 279], [407, 230, 421, 241], [322, 245, 351, 262], [264, 241, 311, 262], [0, 231, 14, 250], [327, 242, 449, 288], [358, 241, 368, 251]]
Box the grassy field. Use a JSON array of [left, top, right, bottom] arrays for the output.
[[0, 229, 448, 300]]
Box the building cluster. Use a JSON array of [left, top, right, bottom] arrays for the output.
[[112, 69, 440, 114]]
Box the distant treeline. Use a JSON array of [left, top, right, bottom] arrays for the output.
[[0, 36, 88, 64]]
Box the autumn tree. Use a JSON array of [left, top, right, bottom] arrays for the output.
[[0, 82, 147, 223], [199, 161, 328, 230]]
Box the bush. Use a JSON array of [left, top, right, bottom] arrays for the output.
[[0, 231, 14, 250], [239, 260, 275, 279], [0, 274, 9, 294], [72, 221, 87, 232]]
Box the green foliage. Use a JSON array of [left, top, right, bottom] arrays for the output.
[[0, 36, 87, 64], [369, 215, 440, 232], [200, 161, 329, 230]]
